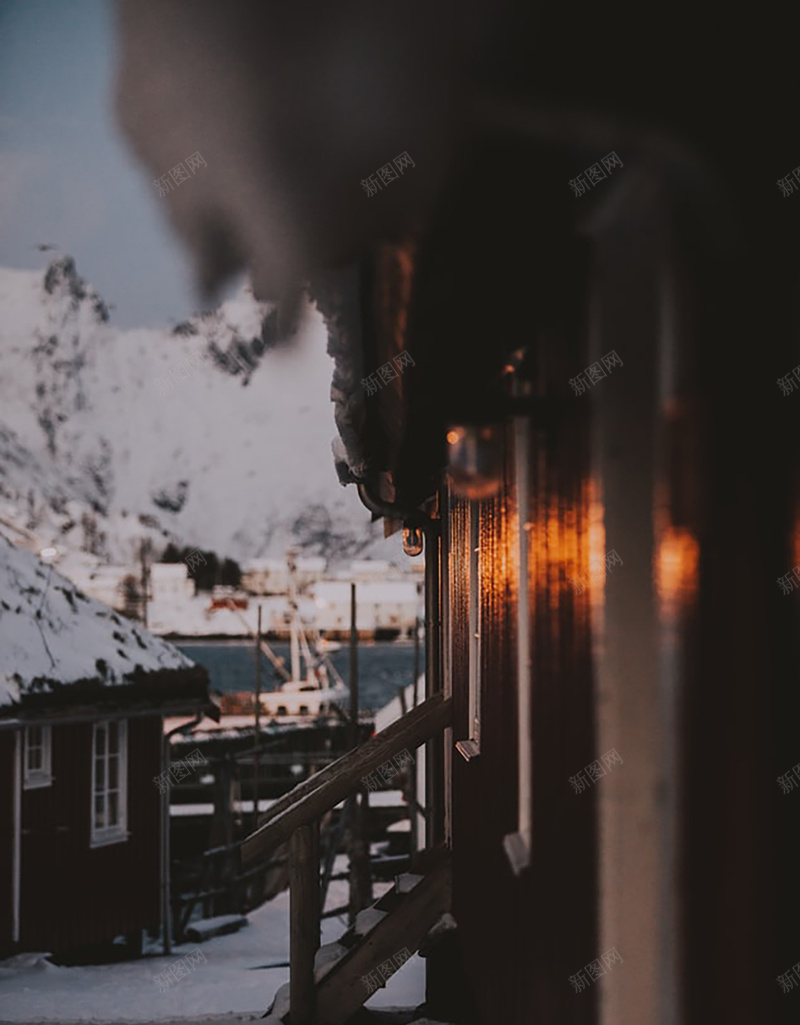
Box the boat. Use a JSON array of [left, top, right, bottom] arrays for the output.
[[211, 550, 349, 722], [259, 551, 348, 718]]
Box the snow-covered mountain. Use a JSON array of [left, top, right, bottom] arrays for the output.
[[0, 256, 389, 566]]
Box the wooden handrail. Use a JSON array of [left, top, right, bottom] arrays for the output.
[[240, 693, 451, 867]]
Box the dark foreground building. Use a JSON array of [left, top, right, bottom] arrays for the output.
[[116, 4, 795, 1023]]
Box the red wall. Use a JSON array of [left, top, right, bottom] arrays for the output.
[[9, 714, 162, 954]]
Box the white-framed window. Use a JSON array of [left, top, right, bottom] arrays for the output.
[[23, 725, 52, 789], [91, 719, 128, 848], [456, 500, 482, 761]]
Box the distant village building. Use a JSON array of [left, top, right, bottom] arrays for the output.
[[331, 559, 420, 582], [150, 561, 195, 603], [242, 556, 326, 595], [311, 580, 422, 639], [65, 562, 132, 612]]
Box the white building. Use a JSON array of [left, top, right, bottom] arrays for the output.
[[311, 580, 422, 637], [242, 556, 327, 595], [150, 562, 195, 603]]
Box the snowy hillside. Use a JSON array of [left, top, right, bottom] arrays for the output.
[[0, 257, 388, 566], [0, 532, 191, 705]]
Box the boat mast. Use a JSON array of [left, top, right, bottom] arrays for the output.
[[287, 549, 301, 682]]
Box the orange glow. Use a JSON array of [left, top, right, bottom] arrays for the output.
[[519, 475, 601, 613], [655, 526, 699, 614], [446, 429, 461, 445]]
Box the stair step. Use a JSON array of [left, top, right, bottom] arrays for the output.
[[313, 846, 452, 1025]]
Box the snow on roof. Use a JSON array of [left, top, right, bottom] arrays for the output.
[[0, 534, 194, 708]]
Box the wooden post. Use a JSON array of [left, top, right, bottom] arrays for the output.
[[161, 729, 172, 955], [346, 582, 371, 923], [424, 522, 442, 847], [290, 822, 320, 1025], [348, 582, 358, 749], [348, 791, 372, 924], [140, 539, 149, 628], [411, 582, 421, 855], [254, 604, 262, 827]]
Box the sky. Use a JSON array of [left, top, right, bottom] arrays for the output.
[[0, 0, 240, 328]]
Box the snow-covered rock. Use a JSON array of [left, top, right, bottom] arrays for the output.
[[0, 533, 192, 706]]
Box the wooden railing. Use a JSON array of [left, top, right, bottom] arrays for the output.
[[239, 692, 452, 1025], [172, 841, 288, 942]]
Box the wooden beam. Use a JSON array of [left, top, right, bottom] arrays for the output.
[[241, 693, 451, 867], [290, 822, 319, 1025]]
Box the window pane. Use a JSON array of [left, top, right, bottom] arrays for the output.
[[29, 725, 42, 748], [96, 725, 106, 756], [108, 755, 118, 789], [108, 722, 118, 753], [29, 747, 42, 771], [94, 794, 105, 829], [108, 791, 118, 826], [95, 757, 104, 789]]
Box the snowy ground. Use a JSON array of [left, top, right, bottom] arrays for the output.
[[0, 866, 425, 1024]]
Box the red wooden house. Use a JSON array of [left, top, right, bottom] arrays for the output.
[[0, 536, 214, 958]]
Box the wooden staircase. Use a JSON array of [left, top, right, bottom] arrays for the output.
[[276, 846, 452, 1025], [240, 693, 452, 1025]]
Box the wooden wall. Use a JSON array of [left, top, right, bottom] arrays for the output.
[[12, 714, 162, 953], [0, 730, 15, 949], [447, 322, 599, 1025]]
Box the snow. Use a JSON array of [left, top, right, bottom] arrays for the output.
[[183, 916, 247, 942], [353, 907, 387, 936], [171, 790, 405, 820], [0, 863, 425, 1023], [313, 941, 348, 981], [170, 801, 275, 818], [395, 873, 424, 895], [424, 913, 458, 943], [0, 257, 400, 567], [374, 677, 425, 733], [0, 534, 191, 707]]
